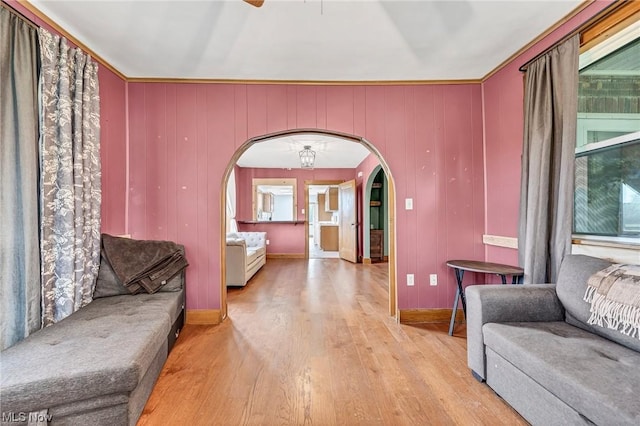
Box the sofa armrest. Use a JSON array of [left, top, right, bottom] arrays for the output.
[[466, 284, 564, 380], [225, 240, 247, 286], [226, 238, 246, 248]]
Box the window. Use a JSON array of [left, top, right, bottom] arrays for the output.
[[252, 178, 297, 221], [574, 22, 640, 239]]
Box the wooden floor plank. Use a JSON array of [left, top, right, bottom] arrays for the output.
[[138, 259, 525, 425]]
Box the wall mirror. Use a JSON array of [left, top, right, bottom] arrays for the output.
[[252, 178, 297, 221]]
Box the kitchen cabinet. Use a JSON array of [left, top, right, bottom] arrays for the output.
[[324, 187, 338, 211], [320, 225, 338, 251], [317, 193, 333, 221]]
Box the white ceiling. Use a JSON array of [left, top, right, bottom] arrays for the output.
[[237, 133, 371, 168], [28, 0, 584, 81]]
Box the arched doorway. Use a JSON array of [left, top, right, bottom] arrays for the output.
[[364, 166, 389, 264], [220, 129, 397, 320]]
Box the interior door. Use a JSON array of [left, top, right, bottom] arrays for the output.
[[339, 180, 357, 263]]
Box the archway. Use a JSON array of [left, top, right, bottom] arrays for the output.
[[220, 128, 397, 320], [363, 165, 389, 263]]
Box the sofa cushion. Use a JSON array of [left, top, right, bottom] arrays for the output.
[[556, 254, 640, 352], [246, 246, 266, 265], [0, 292, 182, 413], [237, 232, 266, 248], [484, 321, 640, 425]]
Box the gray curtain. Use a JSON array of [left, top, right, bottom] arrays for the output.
[[518, 35, 579, 284], [38, 28, 102, 326], [0, 7, 41, 350]]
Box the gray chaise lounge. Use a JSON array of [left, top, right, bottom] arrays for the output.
[[1, 253, 185, 425], [467, 254, 640, 425]]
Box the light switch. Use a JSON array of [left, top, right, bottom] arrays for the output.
[[301, 208, 305, 215], [405, 198, 413, 210]]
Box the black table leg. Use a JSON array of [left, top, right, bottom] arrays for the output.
[[457, 268, 467, 315], [448, 268, 465, 336], [500, 274, 507, 284]]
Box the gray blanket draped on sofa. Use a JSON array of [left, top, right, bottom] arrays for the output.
[[102, 234, 188, 294]]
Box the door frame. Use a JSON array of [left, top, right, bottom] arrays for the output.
[[305, 180, 344, 259], [221, 128, 397, 319]]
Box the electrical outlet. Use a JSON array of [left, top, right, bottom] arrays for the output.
[[266, 240, 270, 245], [430, 274, 438, 286], [407, 274, 414, 286]]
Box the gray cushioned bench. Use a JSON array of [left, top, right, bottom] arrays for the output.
[[1, 260, 185, 425]]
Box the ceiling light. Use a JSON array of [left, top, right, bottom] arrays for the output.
[[299, 145, 315, 169]]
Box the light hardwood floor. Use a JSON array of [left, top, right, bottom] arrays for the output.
[[138, 259, 525, 425]]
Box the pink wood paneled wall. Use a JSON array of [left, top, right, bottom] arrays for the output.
[[481, 0, 615, 266], [99, 68, 127, 235], [125, 83, 484, 311], [234, 167, 356, 254], [6, 0, 129, 236]]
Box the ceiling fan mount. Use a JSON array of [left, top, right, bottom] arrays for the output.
[[243, 0, 265, 7]]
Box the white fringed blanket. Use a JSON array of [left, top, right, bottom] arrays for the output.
[[584, 264, 640, 339]]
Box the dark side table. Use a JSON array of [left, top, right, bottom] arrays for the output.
[[446, 260, 524, 336]]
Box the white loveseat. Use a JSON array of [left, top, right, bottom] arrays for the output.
[[226, 232, 267, 286]]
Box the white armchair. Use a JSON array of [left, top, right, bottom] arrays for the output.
[[225, 232, 267, 286]]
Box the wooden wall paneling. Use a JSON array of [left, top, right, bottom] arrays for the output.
[[402, 87, 419, 306], [432, 85, 450, 308], [443, 86, 480, 305], [165, 85, 178, 243], [175, 84, 200, 308], [384, 87, 408, 304], [195, 87, 210, 308], [208, 85, 237, 308], [296, 86, 317, 128], [266, 85, 288, 133], [234, 85, 248, 148], [413, 86, 438, 308], [98, 66, 127, 235], [364, 86, 386, 156], [145, 84, 168, 242], [287, 85, 297, 130], [316, 86, 327, 129], [471, 86, 486, 263], [353, 86, 367, 138], [247, 85, 268, 138], [326, 86, 355, 134], [127, 83, 148, 238]]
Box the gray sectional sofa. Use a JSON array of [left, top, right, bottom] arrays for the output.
[[1, 254, 185, 425], [467, 254, 640, 425]]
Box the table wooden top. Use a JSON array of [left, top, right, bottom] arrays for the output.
[[446, 259, 524, 276]]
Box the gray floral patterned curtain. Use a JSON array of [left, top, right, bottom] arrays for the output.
[[38, 28, 101, 326]]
